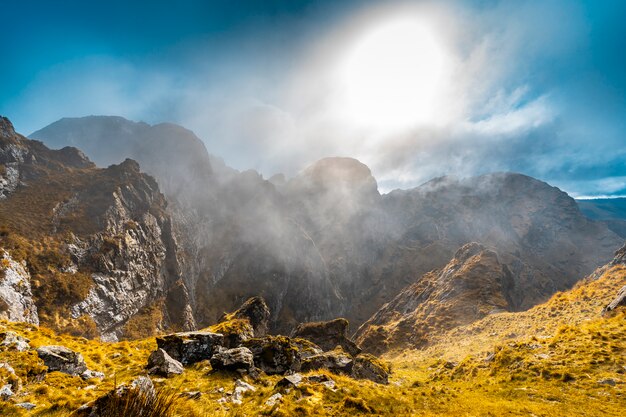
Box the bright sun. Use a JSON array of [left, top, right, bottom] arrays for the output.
[[337, 17, 449, 130]]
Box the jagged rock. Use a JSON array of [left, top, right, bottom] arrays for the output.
[[292, 338, 324, 359], [231, 296, 270, 337], [243, 336, 301, 375], [210, 318, 255, 349], [36, 345, 87, 376], [0, 331, 30, 351], [292, 318, 361, 356], [146, 348, 184, 377], [16, 402, 36, 410], [0, 384, 13, 400], [0, 251, 39, 325], [227, 379, 256, 405], [210, 347, 254, 371], [275, 373, 303, 389], [351, 354, 390, 384], [156, 331, 223, 365], [265, 392, 283, 406], [81, 369, 105, 380], [179, 391, 201, 400], [301, 348, 353, 375]]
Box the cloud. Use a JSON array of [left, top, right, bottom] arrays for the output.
[[4, 0, 625, 197]]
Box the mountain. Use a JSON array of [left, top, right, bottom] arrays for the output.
[[577, 197, 626, 238], [0, 116, 194, 341], [27, 116, 623, 337]]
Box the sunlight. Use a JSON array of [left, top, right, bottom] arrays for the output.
[[336, 16, 449, 130]]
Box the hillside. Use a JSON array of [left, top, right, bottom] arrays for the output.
[[578, 198, 626, 238], [0, 245, 624, 416]]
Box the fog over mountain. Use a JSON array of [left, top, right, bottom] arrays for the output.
[[30, 116, 623, 335]]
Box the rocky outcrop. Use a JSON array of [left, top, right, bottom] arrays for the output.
[[210, 347, 254, 371], [229, 296, 270, 337], [291, 318, 361, 356], [0, 332, 30, 351], [156, 331, 223, 365], [0, 116, 193, 340], [146, 348, 184, 377], [355, 243, 515, 353], [242, 336, 302, 375], [36, 345, 87, 376], [0, 251, 38, 325], [301, 348, 353, 375], [352, 354, 390, 385]]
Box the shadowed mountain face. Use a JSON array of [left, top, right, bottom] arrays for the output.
[[28, 116, 623, 336], [577, 198, 626, 238]]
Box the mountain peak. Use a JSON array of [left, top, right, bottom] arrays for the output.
[[0, 116, 16, 139]]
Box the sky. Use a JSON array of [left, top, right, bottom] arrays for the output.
[[1, 0, 625, 197]]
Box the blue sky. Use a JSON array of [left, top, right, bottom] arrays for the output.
[[1, 0, 625, 197]]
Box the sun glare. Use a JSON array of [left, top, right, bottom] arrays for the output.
[[337, 16, 449, 130]]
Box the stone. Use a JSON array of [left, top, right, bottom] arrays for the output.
[[0, 384, 13, 400], [603, 285, 626, 315], [301, 348, 353, 375], [72, 376, 155, 416], [234, 379, 256, 393], [146, 348, 184, 377], [0, 331, 30, 352], [351, 354, 390, 384], [292, 338, 323, 359], [0, 251, 39, 325], [210, 347, 254, 371], [243, 336, 302, 375], [275, 373, 303, 389], [597, 378, 617, 386], [16, 402, 36, 410], [36, 345, 87, 376], [81, 369, 105, 380], [156, 331, 223, 365], [291, 318, 361, 357], [265, 393, 283, 406], [231, 296, 270, 337]]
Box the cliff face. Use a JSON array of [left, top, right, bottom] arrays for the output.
[[0, 116, 193, 340], [29, 116, 624, 336]]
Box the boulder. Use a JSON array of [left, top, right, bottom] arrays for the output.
[[231, 296, 270, 337], [16, 402, 36, 410], [81, 369, 105, 380], [351, 354, 390, 384], [0, 384, 13, 400], [603, 285, 626, 315], [275, 373, 303, 389], [36, 345, 87, 376], [146, 348, 184, 377], [72, 376, 155, 417], [156, 331, 223, 365], [0, 331, 30, 351], [291, 318, 361, 357], [209, 318, 254, 348], [210, 347, 254, 371], [243, 336, 301, 375], [292, 338, 323, 359], [301, 348, 353, 375]]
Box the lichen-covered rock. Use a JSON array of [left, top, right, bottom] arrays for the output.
[[146, 348, 184, 377], [72, 376, 155, 417], [301, 348, 353, 375], [156, 331, 223, 365], [36, 345, 87, 376], [0, 331, 30, 351], [243, 336, 301, 375], [351, 353, 390, 384], [0, 250, 39, 325], [291, 338, 323, 359], [209, 318, 254, 349], [275, 373, 303, 389], [0, 384, 13, 400], [291, 318, 361, 357], [80, 369, 105, 380], [210, 347, 254, 371], [230, 296, 270, 337]]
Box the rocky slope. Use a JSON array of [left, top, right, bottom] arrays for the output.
[[355, 242, 514, 353], [29, 116, 624, 335], [0, 116, 193, 340]]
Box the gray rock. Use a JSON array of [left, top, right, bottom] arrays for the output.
[[265, 393, 283, 406], [230, 296, 270, 337], [156, 331, 223, 365], [242, 336, 301, 375], [603, 285, 626, 315], [36, 345, 87, 376], [0, 251, 39, 325], [597, 378, 617, 386], [81, 369, 105, 380], [301, 349, 353, 375], [147, 348, 184, 377], [0, 384, 13, 400], [275, 373, 303, 389], [179, 391, 201, 400], [210, 347, 254, 371], [291, 318, 361, 357], [0, 331, 30, 352], [16, 402, 36, 410], [351, 354, 389, 384]]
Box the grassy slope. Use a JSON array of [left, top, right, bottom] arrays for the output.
[[1, 266, 625, 416]]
